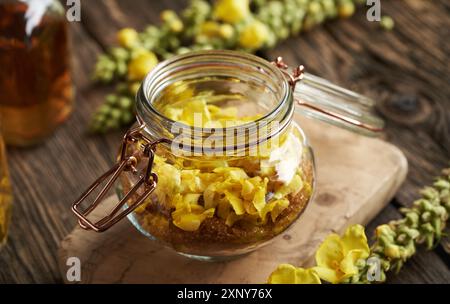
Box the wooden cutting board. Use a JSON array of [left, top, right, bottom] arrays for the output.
[[58, 115, 407, 284]]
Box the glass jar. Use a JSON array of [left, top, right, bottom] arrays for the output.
[[0, 0, 73, 146], [0, 129, 12, 248], [72, 51, 383, 260]]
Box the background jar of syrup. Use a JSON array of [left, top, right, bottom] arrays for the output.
[[0, 0, 73, 146], [0, 126, 12, 248]]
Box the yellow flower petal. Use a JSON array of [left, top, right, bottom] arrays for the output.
[[339, 249, 366, 278], [341, 224, 370, 258], [203, 183, 218, 210], [315, 234, 344, 269], [294, 267, 322, 284], [260, 199, 289, 223], [225, 212, 242, 226], [180, 99, 211, 126], [273, 174, 303, 199], [213, 167, 249, 181], [153, 163, 181, 207], [180, 170, 203, 193], [241, 179, 255, 200], [270, 199, 290, 222], [183, 193, 201, 205], [252, 186, 266, 213], [268, 264, 321, 284], [312, 266, 341, 284], [172, 198, 215, 232], [268, 264, 297, 284], [312, 225, 370, 283], [224, 190, 245, 215]]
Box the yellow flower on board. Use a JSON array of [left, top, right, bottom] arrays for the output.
[[268, 264, 321, 284], [313, 224, 370, 283]]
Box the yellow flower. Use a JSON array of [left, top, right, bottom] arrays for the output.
[[199, 22, 235, 40], [313, 224, 370, 284], [171, 194, 215, 231], [219, 24, 235, 39], [200, 21, 221, 37], [338, 1, 355, 18], [161, 10, 184, 32], [127, 51, 158, 81], [239, 20, 269, 50], [213, 0, 250, 24], [117, 28, 139, 48], [268, 264, 321, 284]]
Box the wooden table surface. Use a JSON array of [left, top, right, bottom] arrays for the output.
[[0, 0, 449, 283]]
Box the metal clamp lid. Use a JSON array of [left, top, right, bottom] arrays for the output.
[[273, 57, 384, 137], [71, 119, 170, 232]]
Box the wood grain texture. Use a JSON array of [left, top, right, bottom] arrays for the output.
[[58, 117, 408, 284], [0, 0, 449, 283]]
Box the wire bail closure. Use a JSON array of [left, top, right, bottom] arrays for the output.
[[71, 119, 170, 232], [272, 56, 384, 134], [272, 56, 305, 90]]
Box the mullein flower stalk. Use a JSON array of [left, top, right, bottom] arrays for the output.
[[346, 168, 450, 283]]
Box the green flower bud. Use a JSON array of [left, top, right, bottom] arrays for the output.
[[380, 16, 395, 31], [421, 222, 434, 233], [105, 95, 118, 106], [421, 211, 431, 222], [110, 47, 130, 61], [118, 97, 133, 110], [434, 179, 450, 190]]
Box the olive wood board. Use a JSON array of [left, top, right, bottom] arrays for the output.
[[58, 116, 408, 284]]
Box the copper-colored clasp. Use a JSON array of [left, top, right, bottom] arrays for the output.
[[71, 122, 170, 232], [272, 56, 305, 90]]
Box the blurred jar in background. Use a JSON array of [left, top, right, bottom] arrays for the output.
[[0, 0, 73, 146], [0, 129, 12, 248]]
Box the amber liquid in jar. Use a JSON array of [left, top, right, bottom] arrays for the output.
[[0, 133, 12, 247], [0, 2, 73, 146]]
